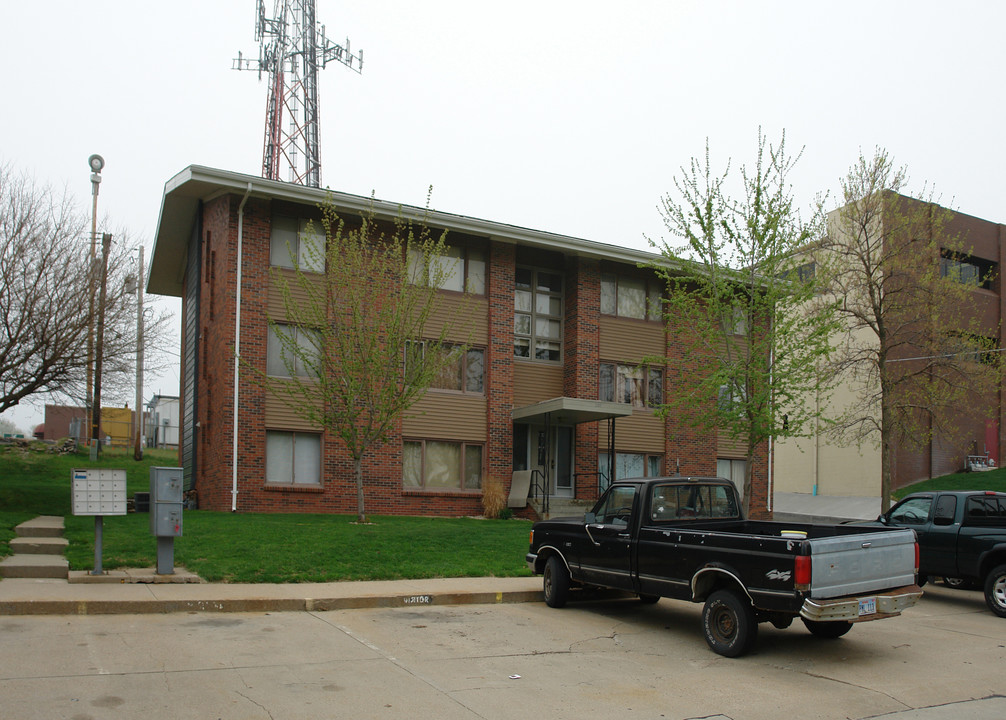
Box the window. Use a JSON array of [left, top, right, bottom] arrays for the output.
[[965, 495, 1006, 526], [266, 431, 321, 485], [406, 342, 485, 393], [598, 452, 663, 492], [271, 216, 325, 272], [599, 363, 662, 407], [722, 305, 747, 336], [591, 485, 637, 526], [600, 273, 662, 320], [408, 245, 486, 294], [649, 483, 738, 521], [717, 458, 747, 499], [717, 381, 747, 412], [267, 324, 320, 377], [940, 250, 996, 290], [888, 496, 932, 525], [403, 440, 483, 490], [514, 267, 562, 361]]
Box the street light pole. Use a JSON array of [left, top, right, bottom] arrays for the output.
[[134, 245, 145, 460], [86, 155, 104, 451]]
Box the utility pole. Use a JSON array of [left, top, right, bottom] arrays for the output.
[[233, 0, 362, 187], [133, 245, 145, 461]]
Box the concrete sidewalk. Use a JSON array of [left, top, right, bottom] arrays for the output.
[[0, 573, 543, 616]]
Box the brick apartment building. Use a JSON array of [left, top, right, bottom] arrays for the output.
[[147, 166, 768, 518], [775, 196, 1006, 498]]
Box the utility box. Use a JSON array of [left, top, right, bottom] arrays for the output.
[[149, 466, 183, 537], [71, 469, 127, 516]]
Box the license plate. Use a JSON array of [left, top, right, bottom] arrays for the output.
[[858, 597, 877, 616]]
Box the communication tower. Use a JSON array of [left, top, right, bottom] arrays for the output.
[[234, 0, 363, 187]]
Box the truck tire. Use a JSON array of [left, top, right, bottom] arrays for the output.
[[702, 589, 757, 657], [638, 594, 660, 604], [802, 619, 853, 639], [983, 564, 1006, 618], [543, 555, 570, 608]]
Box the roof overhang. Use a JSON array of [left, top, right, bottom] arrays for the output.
[[147, 165, 676, 298], [511, 397, 634, 425]]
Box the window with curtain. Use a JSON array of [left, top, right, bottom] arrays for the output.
[[267, 324, 320, 378], [266, 431, 321, 485], [599, 363, 663, 407], [270, 215, 325, 272], [408, 244, 486, 294], [403, 439, 483, 490], [600, 273, 662, 320]]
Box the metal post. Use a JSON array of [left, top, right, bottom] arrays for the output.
[[90, 233, 112, 460], [156, 537, 175, 575], [86, 155, 103, 453], [134, 246, 144, 460], [92, 516, 103, 575]]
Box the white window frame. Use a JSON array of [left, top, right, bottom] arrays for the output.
[[403, 439, 484, 491], [267, 324, 320, 378], [514, 266, 563, 362]]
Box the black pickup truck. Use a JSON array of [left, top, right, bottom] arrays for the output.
[[526, 477, 921, 657], [866, 490, 1006, 617]]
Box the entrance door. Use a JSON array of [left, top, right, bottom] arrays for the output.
[[530, 425, 573, 498]]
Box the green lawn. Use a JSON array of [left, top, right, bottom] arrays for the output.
[[892, 466, 1006, 499], [0, 443, 533, 583]]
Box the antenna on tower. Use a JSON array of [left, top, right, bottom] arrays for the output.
[[234, 0, 363, 188]]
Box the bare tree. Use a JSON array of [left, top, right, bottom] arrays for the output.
[[0, 162, 174, 423], [814, 149, 999, 510], [651, 132, 837, 515], [255, 197, 472, 523]]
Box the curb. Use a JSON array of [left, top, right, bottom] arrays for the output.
[[0, 588, 544, 616]]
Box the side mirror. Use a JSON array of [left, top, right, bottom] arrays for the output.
[[877, 514, 887, 524], [584, 512, 596, 524]]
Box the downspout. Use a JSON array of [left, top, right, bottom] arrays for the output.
[[232, 183, 253, 512]]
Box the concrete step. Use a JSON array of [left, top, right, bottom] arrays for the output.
[[9, 536, 69, 555], [0, 554, 69, 579], [14, 516, 65, 539], [531, 498, 594, 520]]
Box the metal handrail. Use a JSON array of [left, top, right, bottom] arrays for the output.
[[528, 468, 549, 517]]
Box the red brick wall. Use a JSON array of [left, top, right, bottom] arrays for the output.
[[188, 196, 763, 518], [563, 256, 602, 501]]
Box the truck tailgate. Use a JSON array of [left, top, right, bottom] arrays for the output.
[[809, 529, 916, 598]]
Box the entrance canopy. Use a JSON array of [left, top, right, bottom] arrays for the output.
[[511, 397, 633, 425]]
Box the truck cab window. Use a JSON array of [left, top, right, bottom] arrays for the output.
[[889, 497, 932, 525], [592, 486, 636, 526]]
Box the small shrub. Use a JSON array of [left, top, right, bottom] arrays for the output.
[[481, 476, 507, 519]]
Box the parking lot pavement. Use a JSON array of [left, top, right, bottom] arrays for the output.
[[2, 581, 1005, 719]]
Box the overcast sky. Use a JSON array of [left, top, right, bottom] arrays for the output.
[[2, 0, 1004, 433]]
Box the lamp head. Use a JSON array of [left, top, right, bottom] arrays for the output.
[[88, 154, 105, 173]]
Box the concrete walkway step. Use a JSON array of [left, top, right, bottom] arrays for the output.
[[14, 516, 65, 539], [9, 537, 69, 555], [0, 554, 69, 579]]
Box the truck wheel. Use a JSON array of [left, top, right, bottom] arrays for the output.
[[543, 555, 570, 608], [802, 619, 853, 639], [983, 565, 1006, 618], [638, 594, 660, 604], [702, 589, 757, 657]]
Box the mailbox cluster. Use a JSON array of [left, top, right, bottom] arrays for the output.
[[71, 469, 127, 516]]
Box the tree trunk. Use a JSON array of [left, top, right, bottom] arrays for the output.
[[880, 392, 893, 513], [354, 455, 367, 523]]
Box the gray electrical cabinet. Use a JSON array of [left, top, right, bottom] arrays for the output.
[[150, 466, 183, 537]]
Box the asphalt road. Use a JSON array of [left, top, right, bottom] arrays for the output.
[[1, 582, 1004, 720]]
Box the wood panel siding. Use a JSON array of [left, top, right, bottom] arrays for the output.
[[513, 362, 564, 408], [601, 409, 665, 452], [268, 268, 317, 320], [427, 294, 489, 345], [717, 429, 748, 458], [401, 393, 487, 441], [599, 316, 665, 361], [264, 389, 322, 431]]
